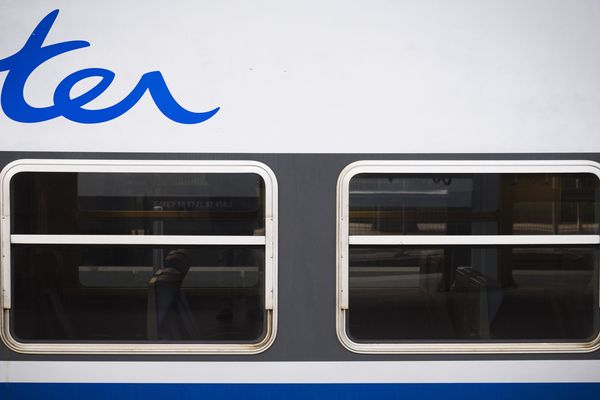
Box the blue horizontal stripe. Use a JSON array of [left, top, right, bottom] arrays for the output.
[[1, 383, 600, 400]]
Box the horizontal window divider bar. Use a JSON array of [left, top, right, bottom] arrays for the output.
[[348, 235, 600, 246], [10, 234, 266, 246]]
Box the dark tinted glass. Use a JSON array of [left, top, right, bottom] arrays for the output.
[[12, 245, 265, 342], [11, 172, 264, 235], [349, 173, 600, 235], [348, 246, 598, 342]]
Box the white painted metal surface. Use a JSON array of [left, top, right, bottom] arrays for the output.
[[1, 0, 600, 153], [11, 235, 267, 245], [349, 235, 600, 246], [1, 360, 600, 383]]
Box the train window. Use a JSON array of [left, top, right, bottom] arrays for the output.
[[11, 172, 265, 236], [337, 161, 600, 353], [0, 160, 278, 354]]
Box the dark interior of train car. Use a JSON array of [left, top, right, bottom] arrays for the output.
[[9, 172, 266, 343], [347, 173, 600, 342]]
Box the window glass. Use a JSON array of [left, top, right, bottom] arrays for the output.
[[341, 167, 600, 351], [4, 165, 275, 352], [11, 172, 265, 235], [349, 173, 600, 235], [348, 246, 597, 342], [12, 244, 265, 342]]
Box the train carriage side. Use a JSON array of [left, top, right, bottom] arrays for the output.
[[0, 1, 600, 399]]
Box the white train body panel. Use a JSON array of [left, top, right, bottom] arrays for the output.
[[0, 1, 599, 399], [0, 0, 599, 153]]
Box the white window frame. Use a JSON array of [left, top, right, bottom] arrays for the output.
[[336, 160, 600, 354], [0, 159, 278, 355]]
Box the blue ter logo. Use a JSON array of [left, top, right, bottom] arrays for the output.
[[0, 10, 219, 124]]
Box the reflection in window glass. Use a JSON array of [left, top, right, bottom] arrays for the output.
[[349, 173, 600, 235], [7, 165, 274, 351], [348, 246, 598, 342], [12, 245, 265, 342], [11, 172, 265, 235]]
